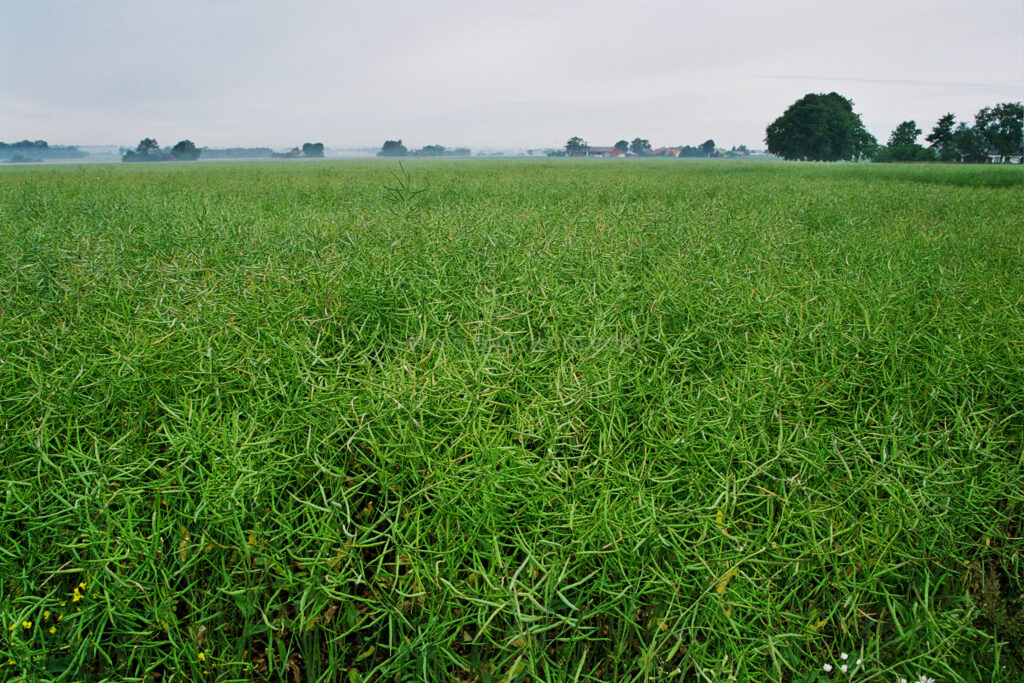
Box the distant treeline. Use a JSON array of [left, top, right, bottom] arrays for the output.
[[378, 141, 471, 157], [871, 103, 1023, 163], [271, 143, 325, 158], [121, 139, 325, 162], [201, 147, 274, 159], [0, 140, 86, 161], [764, 94, 1023, 163], [552, 137, 742, 158], [122, 139, 200, 162]]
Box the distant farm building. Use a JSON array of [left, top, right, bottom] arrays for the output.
[[986, 151, 1022, 164], [572, 146, 623, 157]]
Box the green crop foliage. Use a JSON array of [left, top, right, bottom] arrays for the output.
[[1, 159, 1022, 681]]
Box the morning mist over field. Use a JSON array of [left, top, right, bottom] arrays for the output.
[[2, 0, 1021, 150]]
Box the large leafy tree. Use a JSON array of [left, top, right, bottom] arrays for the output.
[[564, 136, 588, 155], [975, 102, 1023, 159], [765, 92, 876, 161], [171, 140, 201, 161], [378, 140, 408, 157], [887, 121, 921, 147], [951, 122, 988, 163], [302, 142, 325, 158], [136, 138, 160, 156], [629, 138, 651, 155], [614, 140, 629, 154], [122, 138, 166, 162], [926, 113, 958, 160], [700, 139, 716, 156], [875, 121, 934, 162]]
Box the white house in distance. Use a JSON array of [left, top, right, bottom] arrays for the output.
[[986, 151, 1022, 164]]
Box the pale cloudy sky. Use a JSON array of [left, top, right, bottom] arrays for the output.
[[2, 0, 1021, 150]]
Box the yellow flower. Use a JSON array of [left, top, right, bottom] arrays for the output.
[[43, 611, 50, 621], [198, 651, 206, 661], [21, 621, 31, 630], [72, 588, 82, 603], [56, 614, 63, 622], [78, 582, 87, 590], [48, 627, 56, 635], [6, 659, 14, 666]]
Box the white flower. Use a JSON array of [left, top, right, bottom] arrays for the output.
[[841, 664, 848, 673], [840, 653, 849, 660], [823, 663, 833, 672], [856, 658, 863, 667], [899, 679, 907, 683]]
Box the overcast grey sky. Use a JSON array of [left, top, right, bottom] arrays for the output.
[[2, 0, 1022, 150]]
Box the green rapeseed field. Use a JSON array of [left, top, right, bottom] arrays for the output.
[[1, 160, 1022, 681]]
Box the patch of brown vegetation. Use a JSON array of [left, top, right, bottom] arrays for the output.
[[968, 558, 1023, 665]]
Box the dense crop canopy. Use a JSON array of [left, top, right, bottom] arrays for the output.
[[1, 160, 1022, 680]]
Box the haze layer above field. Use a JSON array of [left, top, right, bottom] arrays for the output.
[[2, 1, 1022, 153]]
